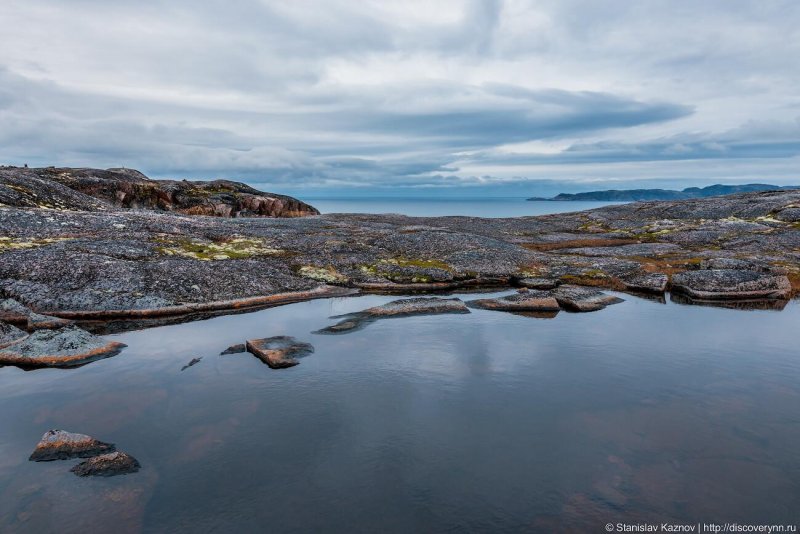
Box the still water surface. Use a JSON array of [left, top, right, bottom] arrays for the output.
[[0, 291, 798, 532], [308, 197, 621, 217]]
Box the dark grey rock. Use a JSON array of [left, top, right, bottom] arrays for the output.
[[70, 451, 140, 477], [29, 429, 115, 461], [181, 357, 202, 371], [220, 343, 246, 355]]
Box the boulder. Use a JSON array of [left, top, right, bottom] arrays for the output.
[[0, 321, 27, 349], [468, 291, 560, 312], [0, 325, 127, 368], [245, 336, 314, 369], [315, 297, 470, 334], [29, 430, 115, 462], [552, 285, 624, 312], [70, 451, 140, 477], [671, 269, 791, 300]]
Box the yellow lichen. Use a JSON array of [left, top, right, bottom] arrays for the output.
[[295, 265, 348, 283], [154, 236, 281, 261]]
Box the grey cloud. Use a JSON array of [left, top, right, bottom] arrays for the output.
[[0, 1, 799, 193]]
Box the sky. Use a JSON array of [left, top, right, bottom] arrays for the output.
[[1, 0, 799, 197]]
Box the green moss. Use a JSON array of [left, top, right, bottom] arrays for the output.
[[378, 257, 453, 271], [155, 236, 282, 261]]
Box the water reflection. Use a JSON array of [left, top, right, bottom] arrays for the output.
[[0, 291, 798, 532]]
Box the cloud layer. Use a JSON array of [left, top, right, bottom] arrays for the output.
[[1, 0, 799, 195]]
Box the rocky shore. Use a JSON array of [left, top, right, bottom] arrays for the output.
[[1, 167, 799, 362]]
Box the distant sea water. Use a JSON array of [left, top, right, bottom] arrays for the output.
[[305, 197, 624, 218]]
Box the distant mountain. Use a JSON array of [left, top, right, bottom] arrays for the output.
[[527, 184, 800, 201]]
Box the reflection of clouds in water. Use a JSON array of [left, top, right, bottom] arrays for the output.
[[2, 291, 800, 529]]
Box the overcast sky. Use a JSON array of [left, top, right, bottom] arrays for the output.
[[1, 0, 799, 196]]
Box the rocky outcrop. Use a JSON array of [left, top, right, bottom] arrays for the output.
[[315, 297, 470, 334], [0, 325, 126, 368], [552, 285, 625, 312], [1, 186, 799, 322], [245, 336, 314, 369], [29, 430, 115, 461], [70, 451, 140, 477], [26, 311, 73, 330], [468, 291, 560, 312], [0, 166, 319, 218]]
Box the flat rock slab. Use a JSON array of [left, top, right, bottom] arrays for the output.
[[0, 325, 127, 368], [70, 451, 140, 477], [315, 297, 470, 334], [468, 291, 560, 312], [29, 430, 115, 462], [671, 269, 791, 300], [514, 277, 561, 290], [620, 272, 669, 294], [246, 336, 314, 369], [552, 285, 625, 312], [0, 321, 27, 349]]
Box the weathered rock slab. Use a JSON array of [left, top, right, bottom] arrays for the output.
[[468, 291, 560, 312], [246, 336, 314, 369], [315, 297, 470, 334], [671, 269, 791, 300], [29, 430, 115, 462], [552, 285, 625, 312], [0, 325, 127, 368], [70, 451, 140, 477]]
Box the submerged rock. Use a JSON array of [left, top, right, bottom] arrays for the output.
[[671, 269, 791, 300], [315, 297, 470, 334], [467, 291, 560, 312], [181, 357, 202, 371], [220, 343, 246, 355], [0, 321, 27, 349], [552, 285, 624, 312], [0, 325, 127, 368], [70, 451, 140, 477], [29, 430, 115, 462], [245, 336, 314, 369]]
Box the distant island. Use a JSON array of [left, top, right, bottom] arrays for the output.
[[528, 183, 800, 201]]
